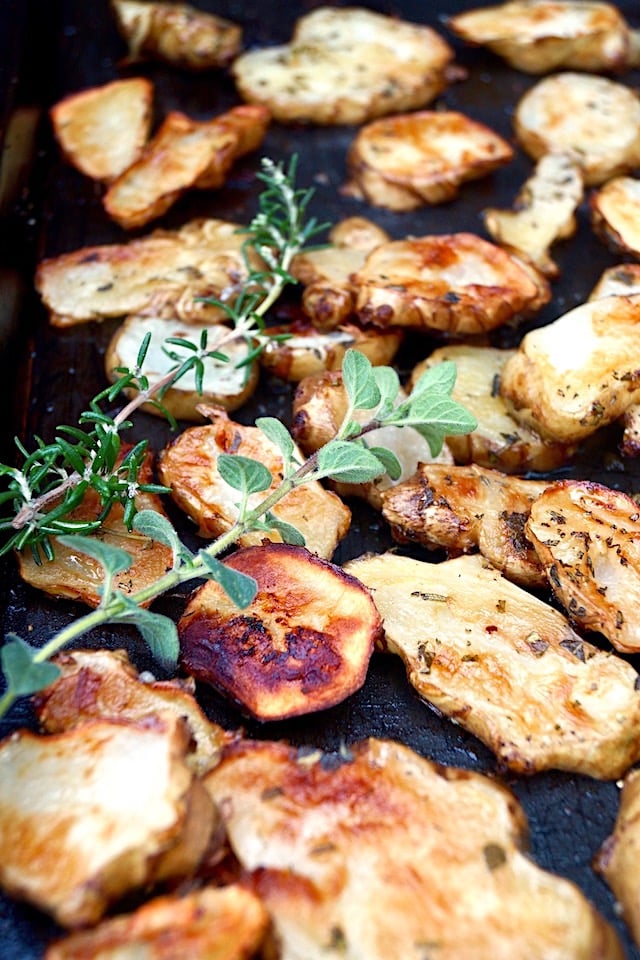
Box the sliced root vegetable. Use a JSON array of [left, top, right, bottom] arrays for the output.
[[178, 542, 382, 720], [526, 479, 640, 654]]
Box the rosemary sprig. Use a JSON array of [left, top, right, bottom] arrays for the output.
[[0, 157, 325, 561], [0, 157, 477, 719], [196, 155, 327, 365], [0, 350, 476, 720]]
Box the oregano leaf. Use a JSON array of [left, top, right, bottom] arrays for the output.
[[411, 424, 447, 457], [342, 350, 381, 411], [217, 454, 273, 495], [111, 599, 179, 669], [316, 440, 386, 483], [407, 392, 478, 436], [368, 446, 402, 481], [256, 416, 295, 463], [198, 551, 258, 608], [57, 534, 133, 576], [373, 365, 400, 415], [410, 360, 457, 399], [134, 612, 179, 669], [265, 513, 306, 546], [1, 635, 61, 696], [132, 509, 191, 565]]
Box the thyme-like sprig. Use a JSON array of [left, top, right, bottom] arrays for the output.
[[0, 350, 477, 719], [197, 155, 327, 366], [0, 157, 477, 719], [0, 157, 325, 561]]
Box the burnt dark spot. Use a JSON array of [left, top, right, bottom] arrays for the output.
[[560, 637, 586, 661], [500, 510, 528, 549], [548, 564, 561, 589], [483, 843, 507, 870]]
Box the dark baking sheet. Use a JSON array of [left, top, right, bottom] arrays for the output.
[[2, 0, 640, 956]]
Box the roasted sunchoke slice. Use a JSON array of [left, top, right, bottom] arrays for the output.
[[34, 648, 229, 776], [345, 110, 513, 210], [112, 0, 242, 71], [204, 736, 623, 959], [514, 72, 640, 186], [178, 543, 381, 721], [44, 884, 269, 960], [353, 233, 549, 334], [50, 77, 153, 182], [0, 715, 218, 928], [346, 551, 640, 779], [158, 407, 351, 560], [447, 0, 632, 73], [500, 293, 640, 443], [232, 6, 454, 125], [526, 479, 640, 653], [595, 767, 640, 952], [380, 462, 549, 588], [16, 448, 174, 608]]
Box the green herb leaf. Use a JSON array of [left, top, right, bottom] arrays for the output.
[[368, 446, 402, 481], [198, 551, 258, 608], [316, 440, 386, 483], [342, 350, 381, 411], [111, 599, 179, 669], [132, 509, 191, 565], [1, 635, 61, 695], [373, 365, 400, 416], [264, 513, 306, 546], [256, 416, 295, 464], [408, 392, 478, 436], [57, 534, 133, 576], [410, 360, 458, 399], [217, 454, 273, 495], [404, 392, 478, 456]]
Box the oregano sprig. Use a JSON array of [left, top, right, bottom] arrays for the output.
[[0, 348, 476, 720], [0, 157, 324, 562]]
